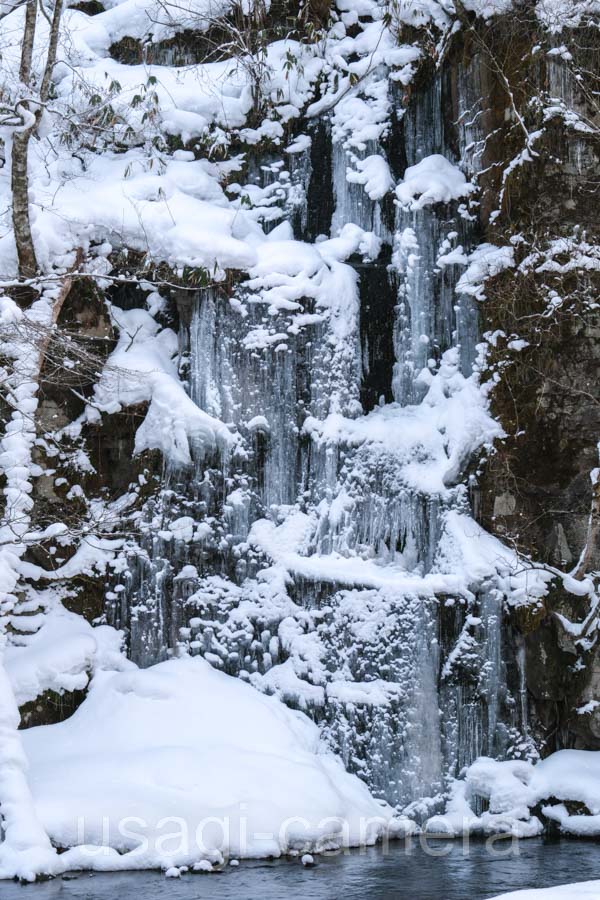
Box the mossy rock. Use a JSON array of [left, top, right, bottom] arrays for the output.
[[512, 600, 546, 635], [70, 0, 104, 13], [20, 687, 88, 728]]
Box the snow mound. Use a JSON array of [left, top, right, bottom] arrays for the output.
[[4, 656, 396, 877], [426, 750, 600, 838], [5, 600, 125, 706], [395, 155, 473, 210], [346, 155, 394, 200]]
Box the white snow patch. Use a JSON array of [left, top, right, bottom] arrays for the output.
[[456, 244, 516, 301], [346, 155, 394, 201], [396, 155, 474, 210], [78, 308, 235, 467], [489, 881, 600, 899]]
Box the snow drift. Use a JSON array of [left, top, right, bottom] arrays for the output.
[[0, 655, 398, 880]]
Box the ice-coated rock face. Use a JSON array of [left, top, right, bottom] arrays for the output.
[[108, 47, 532, 811]]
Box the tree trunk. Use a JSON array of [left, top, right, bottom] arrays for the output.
[[12, 0, 38, 280], [19, 0, 37, 84], [40, 0, 65, 104], [573, 470, 600, 579], [11, 131, 38, 280]]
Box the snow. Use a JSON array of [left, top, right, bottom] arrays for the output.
[[536, 0, 600, 32], [435, 510, 553, 608], [489, 882, 600, 899], [0, 655, 399, 878], [462, 0, 513, 17], [285, 135, 311, 154], [0, 290, 80, 876], [396, 155, 474, 210], [346, 155, 394, 201], [531, 750, 600, 815], [76, 307, 235, 467], [304, 348, 503, 494], [456, 244, 516, 301], [5, 597, 125, 706], [193, 859, 212, 872], [0, 659, 56, 883], [246, 415, 270, 433], [0, 26, 319, 279], [250, 514, 468, 597], [386, 0, 454, 30], [0, 0, 515, 283], [66, 0, 236, 52], [428, 750, 600, 838], [31, 152, 259, 275]]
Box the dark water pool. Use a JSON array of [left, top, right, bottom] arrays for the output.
[[2, 838, 599, 900]]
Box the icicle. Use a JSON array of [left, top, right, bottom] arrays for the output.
[[331, 140, 392, 242]]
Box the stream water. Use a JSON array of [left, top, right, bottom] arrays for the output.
[[1, 839, 598, 899]]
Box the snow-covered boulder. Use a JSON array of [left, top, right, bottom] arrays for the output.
[[425, 750, 600, 838]]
